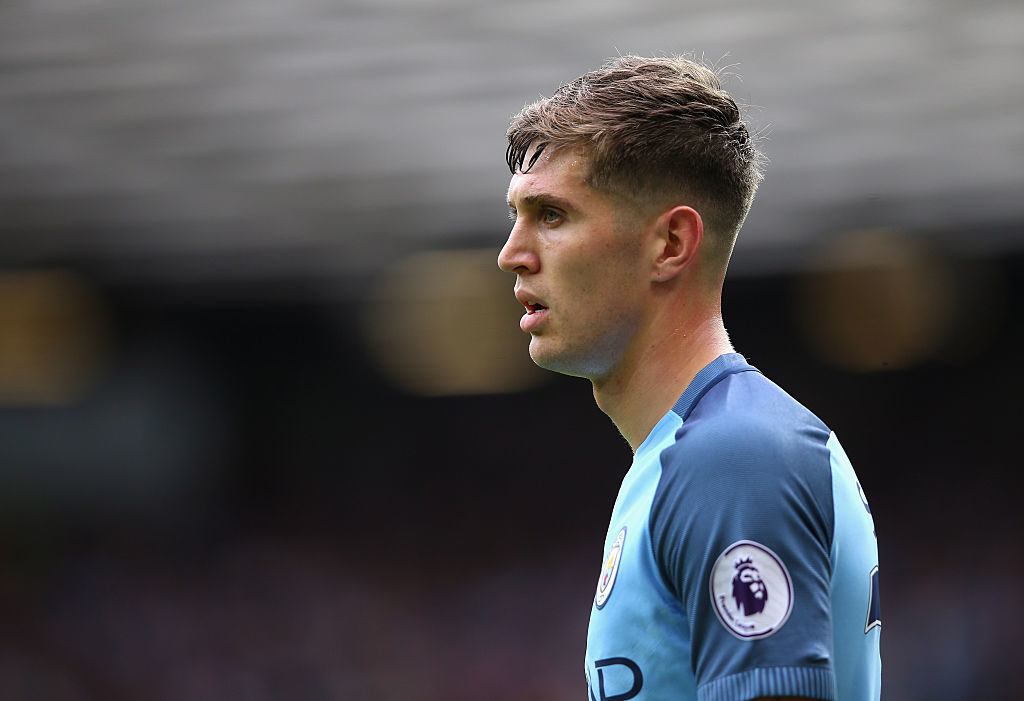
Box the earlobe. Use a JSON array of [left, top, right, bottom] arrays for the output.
[[652, 206, 703, 282]]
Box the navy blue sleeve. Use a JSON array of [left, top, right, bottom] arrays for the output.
[[649, 374, 837, 701]]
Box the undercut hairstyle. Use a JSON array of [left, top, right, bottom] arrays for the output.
[[507, 55, 765, 263]]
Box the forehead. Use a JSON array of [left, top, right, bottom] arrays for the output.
[[506, 146, 593, 206]]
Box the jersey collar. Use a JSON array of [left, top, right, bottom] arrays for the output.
[[670, 353, 758, 422]]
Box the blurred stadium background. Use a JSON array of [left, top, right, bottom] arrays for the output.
[[1, 0, 1022, 698]]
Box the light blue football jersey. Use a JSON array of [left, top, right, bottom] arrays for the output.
[[585, 354, 881, 701]]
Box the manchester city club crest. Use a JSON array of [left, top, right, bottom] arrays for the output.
[[594, 526, 626, 609], [710, 540, 793, 639]]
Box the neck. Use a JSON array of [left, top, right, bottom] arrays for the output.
[[592, 301, 734, 453]]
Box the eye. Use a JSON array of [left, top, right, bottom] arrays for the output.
[[540, 208, 563, 225]]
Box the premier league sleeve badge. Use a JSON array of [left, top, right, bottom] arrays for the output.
[[710, 540, 793, 639]]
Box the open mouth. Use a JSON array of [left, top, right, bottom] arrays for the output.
[[525, 302, 548, 314]]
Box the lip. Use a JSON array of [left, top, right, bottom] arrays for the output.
[[520, 306, 548, 333], [514, 288, 549, 333]]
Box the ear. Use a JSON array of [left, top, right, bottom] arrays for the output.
[[651, 205, 703, 282]]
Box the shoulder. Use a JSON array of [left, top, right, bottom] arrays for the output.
[[649, 368, 836, 566], [645, 364, 842, 692], [665, 369, 833, 482]]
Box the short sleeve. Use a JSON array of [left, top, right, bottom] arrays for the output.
[[650, 378, 838, 701]]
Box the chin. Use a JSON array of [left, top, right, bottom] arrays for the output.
[[528, 337, 601, 380]]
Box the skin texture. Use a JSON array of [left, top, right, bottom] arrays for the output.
[[501, 147, 652, 381], [500, 146, 734, 450]]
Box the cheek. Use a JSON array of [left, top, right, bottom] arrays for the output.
[[568, 271, 628, 318], [551, 237, 645, 317], [584, 253, 647, 310]]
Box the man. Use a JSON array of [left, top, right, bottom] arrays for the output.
[[498, 56, 881, 701]]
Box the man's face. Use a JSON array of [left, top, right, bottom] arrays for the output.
[[498, 148, 652, 380]]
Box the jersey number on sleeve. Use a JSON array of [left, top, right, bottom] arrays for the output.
[[856, 480, 881, 633], [856, 480, 880, 634], [865, 566, 881, 633]]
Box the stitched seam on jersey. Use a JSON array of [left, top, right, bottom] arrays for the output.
[[646, 470, 689, 617]]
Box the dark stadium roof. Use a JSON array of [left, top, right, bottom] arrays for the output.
[[1, 0, 1022, 291]]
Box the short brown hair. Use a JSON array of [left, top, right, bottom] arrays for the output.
[[507, 55, 764, 259]]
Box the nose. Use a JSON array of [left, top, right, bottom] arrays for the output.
[[497, 221, 539, 274]]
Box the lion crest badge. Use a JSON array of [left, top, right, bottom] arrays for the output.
[[710, 540, 793, 639]]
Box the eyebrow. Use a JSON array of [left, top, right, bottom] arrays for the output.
[[506, 193, 576, 212]]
